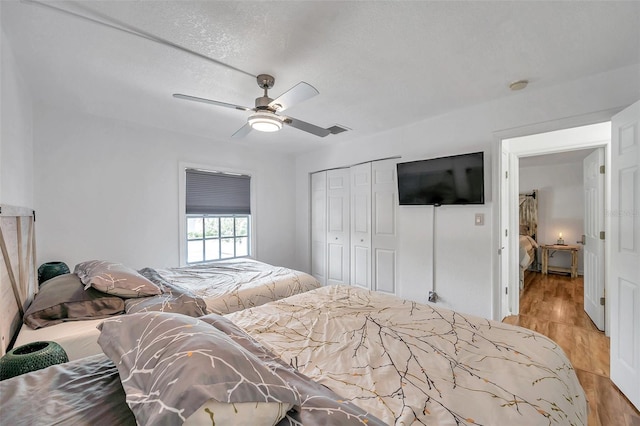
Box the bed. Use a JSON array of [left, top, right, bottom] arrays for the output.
[[519, 233, 538, 288], [1, 285, 587, 425], [11, 258, 319, 360], [227, 285, 587, 425], [519, 190, 539, 288], [152, 258, 320, 315]]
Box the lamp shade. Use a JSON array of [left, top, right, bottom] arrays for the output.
[[248, 111, 283, 132]]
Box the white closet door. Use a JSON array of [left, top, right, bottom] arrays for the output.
[[350, 163, 372, 289], [310, 172, 327, 285], [371, 159, 398, 295], [326, 168, 350, 286]]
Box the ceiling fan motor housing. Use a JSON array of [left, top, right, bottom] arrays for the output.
[[255, 96, 273, 110], [256, 74, 275, 89]]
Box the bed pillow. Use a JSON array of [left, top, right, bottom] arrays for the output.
[[23, 274, 124, 329], [124, 268, 207, 317], [97, 312, 298, 425], [183, 401, 291, 425], [74, 260, 162, 298]]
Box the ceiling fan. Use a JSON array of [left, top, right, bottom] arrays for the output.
[[173, 74, 348, 138]]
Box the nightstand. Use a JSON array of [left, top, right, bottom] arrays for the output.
[[541, 244, 580, 278]]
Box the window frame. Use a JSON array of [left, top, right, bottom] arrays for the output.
[[179, 162, 257, 266], [186, 214, 251, 264]]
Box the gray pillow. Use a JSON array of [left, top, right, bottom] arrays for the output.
[[23, 274, 124, 329], [97, 312, 299, 425], [124, 268, 207, 317], [74, 260, 162, 298]]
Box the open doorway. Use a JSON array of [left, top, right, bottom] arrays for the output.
[[497, 102, 640, 415], [498, 121, 611, 332], [518, 150, 594, 275]]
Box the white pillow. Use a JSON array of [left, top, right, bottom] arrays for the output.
[[184, 401, 292, 426]]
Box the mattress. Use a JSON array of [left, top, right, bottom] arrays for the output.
[[14, 318, 104, 361]]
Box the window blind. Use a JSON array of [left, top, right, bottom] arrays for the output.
[[186, 169, 251, 215]]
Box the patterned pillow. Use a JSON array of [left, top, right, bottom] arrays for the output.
[[124, 268, 207, 317], [74, 260, 162, 298], [97, 312, 298, 425], [23, 273, 124, 329]]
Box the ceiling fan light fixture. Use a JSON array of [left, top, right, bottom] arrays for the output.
[[248, 111, 283, 132]]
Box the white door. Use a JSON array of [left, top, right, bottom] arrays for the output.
[[371, 159, 398, 295], [610, 101, 640, 411], [583, 148, 605, 330], [350, 163, 371, 289], [500, 147, 518, 318], [310, 172, 327, 285], [326, 168, 350, 286], [500, 149, 510, 317]]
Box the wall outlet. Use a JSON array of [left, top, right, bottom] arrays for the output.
[[475, 213, 484, 226]]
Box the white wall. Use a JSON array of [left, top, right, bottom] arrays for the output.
[[0, 29, 33, 207], [520, 161, 586, 274], [294, 64, 640, 319], [33, 107, 297, 271]]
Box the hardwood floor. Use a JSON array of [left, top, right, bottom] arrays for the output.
[[503, 272, 640, 426]]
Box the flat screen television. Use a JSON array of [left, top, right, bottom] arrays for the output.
[[397, 152, 484, 206]]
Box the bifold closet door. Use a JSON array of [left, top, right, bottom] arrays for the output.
[[326, 168, 350, 286], [350, 163, 372, 289], [371, 159, 398, 294], [311, 169, 350, 286], [310, 172, 327, 285]]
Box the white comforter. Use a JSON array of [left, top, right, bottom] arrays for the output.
[[227, 285, 587, 425], [155, 258, 320, 314]]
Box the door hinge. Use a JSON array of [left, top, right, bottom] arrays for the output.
[[600, 165, 605, 174], [505, 171, 508, 179], [600, 297, 605, 306], [600, 231, 605, 240]]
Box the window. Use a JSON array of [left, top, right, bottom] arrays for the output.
[[184, 169, 251, 264], [186, 215, 250, 263]]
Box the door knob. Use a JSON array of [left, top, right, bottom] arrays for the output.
[[577, 235, 586, 245]]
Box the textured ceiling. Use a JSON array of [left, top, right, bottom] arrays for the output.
[[2, 0, 639, 153]]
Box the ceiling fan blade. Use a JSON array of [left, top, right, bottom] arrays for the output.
[[231, 122, 253, 138], [173, 94, 252, 111], [268, 82, 319, 112], [282, 116, 331, 137]]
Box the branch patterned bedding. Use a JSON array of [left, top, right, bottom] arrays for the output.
[[226, 285, 587, 425], [154, 258, 320, 314]]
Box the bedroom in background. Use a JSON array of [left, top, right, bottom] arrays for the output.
[[499, 101, 640, 412]]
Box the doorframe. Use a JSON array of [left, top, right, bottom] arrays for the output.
[[492, 108, 622, 332]]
